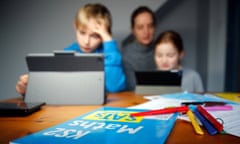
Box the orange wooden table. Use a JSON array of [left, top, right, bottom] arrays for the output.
[[0, 92, 240, 144]]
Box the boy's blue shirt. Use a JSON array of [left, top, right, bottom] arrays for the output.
[[64, 40, 126, 92]]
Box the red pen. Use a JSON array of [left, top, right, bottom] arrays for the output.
[[130, 106, 189, 117], [197, 105, 224, 132]]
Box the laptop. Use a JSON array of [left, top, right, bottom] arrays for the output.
[[24, 51, 105, 105], [135, 70, 182, 95]]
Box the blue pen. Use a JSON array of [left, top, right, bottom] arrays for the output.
[[189, 105, 218, 135]]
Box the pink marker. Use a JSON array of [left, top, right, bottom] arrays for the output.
[[204, 105, 233, 111]]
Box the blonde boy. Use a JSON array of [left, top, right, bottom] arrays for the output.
[[16, 3, 126, 94]]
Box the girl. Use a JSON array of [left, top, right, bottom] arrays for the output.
[[154, 30, 204, 92]]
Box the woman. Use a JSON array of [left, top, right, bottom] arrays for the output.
[[121, 6, 156, 91]]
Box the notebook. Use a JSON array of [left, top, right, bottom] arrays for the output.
[[24, 51, 106, 105], [135, 70, 182, 95], [10, 107, 178, 144]]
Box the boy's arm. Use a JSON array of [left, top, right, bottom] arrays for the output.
[[89, 19, 126, 92], [104, 40, 126, 92]]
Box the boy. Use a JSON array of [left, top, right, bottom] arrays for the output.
[[16, 3, 126, 94]]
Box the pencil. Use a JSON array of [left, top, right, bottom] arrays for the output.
[[130, 106, 188, 117], [187, 110, 204, 135], [197, 105, 224, 132]]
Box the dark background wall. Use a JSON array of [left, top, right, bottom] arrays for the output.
[[225, 0, 240, 91]]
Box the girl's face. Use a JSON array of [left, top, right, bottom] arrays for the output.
[[154, 42, 183, 71], [75, 25, 102, 53], [132, 12, 155, 46]]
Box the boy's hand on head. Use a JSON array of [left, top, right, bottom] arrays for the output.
[[16, 74, 29, 96], [88, 19, 112, 41]]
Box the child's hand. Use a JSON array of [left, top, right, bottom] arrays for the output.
[[88, 19, 112, 41], [16, 74, 29, 95]]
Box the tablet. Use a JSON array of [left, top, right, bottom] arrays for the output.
[[24, 51, 105, 105], [0, 102, 45, 117], [135, 70, 182, 95]]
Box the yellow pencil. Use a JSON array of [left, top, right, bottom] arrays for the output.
[[187, 110, 204, 135]]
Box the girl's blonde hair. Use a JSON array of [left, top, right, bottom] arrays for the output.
[[75, 3, 112, 34]]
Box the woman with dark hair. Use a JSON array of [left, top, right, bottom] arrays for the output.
[[121, 6, 156, 91]]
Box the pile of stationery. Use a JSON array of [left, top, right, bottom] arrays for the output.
[[129, 92, 240, 137], [131, 104, 225, 135]]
